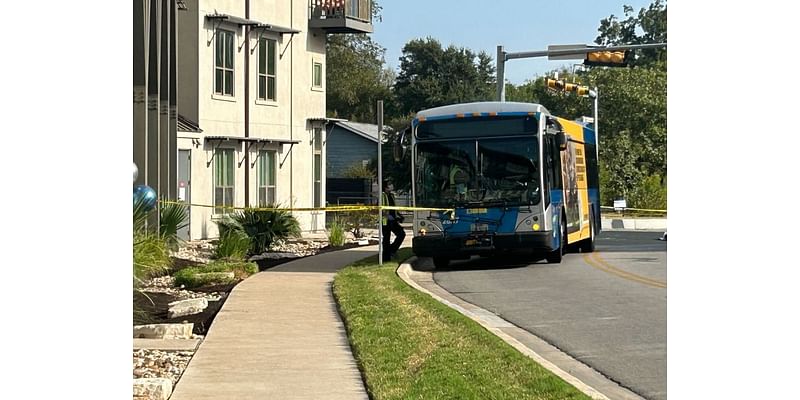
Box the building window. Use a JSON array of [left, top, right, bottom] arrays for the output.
[[214, 148, 235, 214], [313, 128, 322, 207], [258, 38, 277, 101], [215, 30, 235, 96], [258, 150, 276, 206], [312, 62, 323, 88]]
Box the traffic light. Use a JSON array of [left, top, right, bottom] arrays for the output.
[[546, 78, 590, 97], [584, 50, 629, 67], [546, 78, 564, 90]]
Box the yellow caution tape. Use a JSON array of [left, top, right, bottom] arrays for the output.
[[158, 200, 454, 213]]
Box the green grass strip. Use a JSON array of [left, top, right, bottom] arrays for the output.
[[333, 248, 591, 400]]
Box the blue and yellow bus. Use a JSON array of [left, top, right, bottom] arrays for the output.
[[406, 101, 600, 268]]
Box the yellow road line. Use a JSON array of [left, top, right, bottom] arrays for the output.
[[582, 252, 667, 289]]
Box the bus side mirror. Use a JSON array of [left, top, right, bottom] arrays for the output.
[[556, 132, 568, 150], [393, 142, 402, 162], [394, 128, 409, 162]]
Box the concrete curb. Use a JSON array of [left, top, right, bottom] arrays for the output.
[[601, 217, 667, 231], [396, 259, 645, 400]]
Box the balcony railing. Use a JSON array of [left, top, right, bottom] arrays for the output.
[[309, 0, 373, 33]]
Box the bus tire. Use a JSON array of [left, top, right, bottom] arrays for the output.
[[580, 208, 596, 253], [432, 256, 450, 269], [546, 213, 566, 264]]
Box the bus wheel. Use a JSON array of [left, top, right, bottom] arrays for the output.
[[580, 211, 596, 253], [546, 215, 566, 264], [433, 256, 450, 269]]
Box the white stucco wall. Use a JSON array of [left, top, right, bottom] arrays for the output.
[[178, 0, 327, 240]]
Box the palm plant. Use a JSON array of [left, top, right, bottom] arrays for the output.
[[216, 206, 301, 256], [159, 199, 189, 250]]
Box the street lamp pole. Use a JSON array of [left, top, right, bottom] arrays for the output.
[[377, 100, 384, 265]]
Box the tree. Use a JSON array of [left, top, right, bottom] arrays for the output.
[[393, 37, 495, 116], [326, 34, 394, 122], [325, 1, 392, 123], [595, 0, 667, 67]]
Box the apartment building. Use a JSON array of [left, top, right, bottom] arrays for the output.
[[173, 0, 372, 240]]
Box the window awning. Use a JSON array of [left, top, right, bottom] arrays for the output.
[[307, 117, 347, 124], [206, 13, 261, 26], [177, 115, 202, 133], [205, 136, 301, 145], [206, 13, 301, 35], [254, 23, 301, 35]]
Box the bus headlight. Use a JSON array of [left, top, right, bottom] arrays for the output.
[[419, 228, 427, 236], [533, 224, 540, 231]]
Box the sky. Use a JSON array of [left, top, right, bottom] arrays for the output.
[[370, 0, 656, 85]]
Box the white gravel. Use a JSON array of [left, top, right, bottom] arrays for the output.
[[134, 237, 331, 397]]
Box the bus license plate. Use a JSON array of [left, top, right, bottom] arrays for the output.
[[471, 223, 489, 232], [465, 236, 492, 248]]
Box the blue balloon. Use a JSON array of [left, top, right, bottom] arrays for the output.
[[134, 185, 157, 211]]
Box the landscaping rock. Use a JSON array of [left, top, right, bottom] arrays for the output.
[[167, 298, 209, 318], [133, 378, 172, 400], [195, 271, 235, 283], [134, 323, 194, 339]]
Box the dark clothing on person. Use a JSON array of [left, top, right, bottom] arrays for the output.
[[382, 189, 406, 262]]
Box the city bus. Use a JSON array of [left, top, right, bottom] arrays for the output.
[[404, 101, 600, 268]]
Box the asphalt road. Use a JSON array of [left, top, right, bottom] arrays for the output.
[[429, 230, 667, 400]]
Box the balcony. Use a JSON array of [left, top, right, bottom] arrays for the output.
[[309, 0, 373, 34]]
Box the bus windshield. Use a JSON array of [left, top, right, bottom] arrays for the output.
[[415, 137, 540, 208]]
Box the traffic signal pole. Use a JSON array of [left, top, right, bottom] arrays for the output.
[[593, 87, 599, 161], [495, 42, 666, 102]]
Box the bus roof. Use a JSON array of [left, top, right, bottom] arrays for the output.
[[415, 102, 551, 121]]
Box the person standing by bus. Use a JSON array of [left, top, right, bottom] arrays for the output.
[[382, 182, 406, 261]]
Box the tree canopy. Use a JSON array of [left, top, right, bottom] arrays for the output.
[[595, 0, 667, 67], [393, 37, 495, 116], [326, 34, 394, 122]]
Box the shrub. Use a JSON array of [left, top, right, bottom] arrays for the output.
[[173, 260, 258, 289], [628, 174, 667, 210], [216, 206, 301, 256], [327, 219, 347, 247], [214, 225, 251, 261], [342, 209, 377, 239], [133, 231, 171, 283]]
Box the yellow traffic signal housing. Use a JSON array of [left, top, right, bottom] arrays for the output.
[[546, 78, 564, 90], [584, 50, 629, 67], [546, 78, 590, 96]]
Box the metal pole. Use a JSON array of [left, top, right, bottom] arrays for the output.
[[496, 45, 505, 102], [377, 100, 384, 265], [593, 87, 599, 162], [506, 42, 667, 60]]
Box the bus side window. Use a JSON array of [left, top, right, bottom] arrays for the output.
[[544, 136, 554, 207], [551, 135, 563, 191]]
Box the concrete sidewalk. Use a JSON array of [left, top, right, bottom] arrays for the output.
[[170, 245, 379, 400]]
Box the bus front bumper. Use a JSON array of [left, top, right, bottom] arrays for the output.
[[412, 231, 556, 258]]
